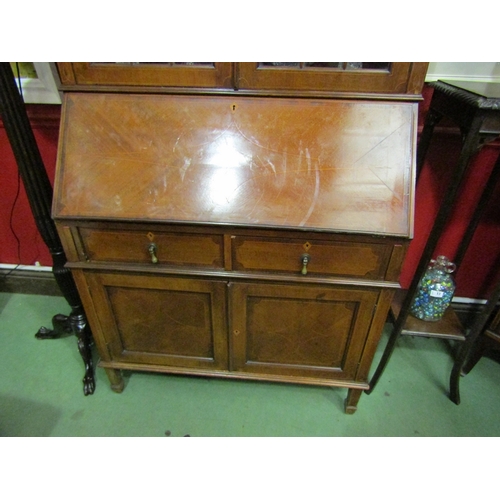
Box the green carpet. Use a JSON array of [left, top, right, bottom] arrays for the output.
[[1, 292, 499, 437]]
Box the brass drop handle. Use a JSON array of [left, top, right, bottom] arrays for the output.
[[148, 243, 158, 264], [301, 253, 310, 275]]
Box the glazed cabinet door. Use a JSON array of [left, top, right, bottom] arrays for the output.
[[84, 272, 228, 371], [229, 282, 379, 382], [56, 62, 234, 89], [236, 62, 428, 95]]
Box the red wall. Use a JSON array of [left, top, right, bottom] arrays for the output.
[[399, 85, 500, 299], [2, 87, 500, 299], [1, 104, 60, 267]]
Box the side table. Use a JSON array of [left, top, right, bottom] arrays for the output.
[[367, 80, 500, 396]]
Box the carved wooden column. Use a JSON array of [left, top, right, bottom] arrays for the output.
[[0, 62, 95, 395]]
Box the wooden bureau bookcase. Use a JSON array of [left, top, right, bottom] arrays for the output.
[[53, 64, 422, 414]]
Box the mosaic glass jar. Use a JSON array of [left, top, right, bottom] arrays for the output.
[[410, 256, 456, 322]]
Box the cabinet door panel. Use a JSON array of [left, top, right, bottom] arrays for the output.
[[86, 272, 228, 370], [230, 283, 379, 381], [237, 62, 427, 95], [57, 62, 234, 89]]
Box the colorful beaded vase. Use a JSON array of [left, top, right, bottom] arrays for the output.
[[410, 255, 456, 322]]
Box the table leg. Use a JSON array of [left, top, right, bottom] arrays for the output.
[[105, 369, 125, 393], [450, 279, 500, 404], [366, 112, 486, 394], [344, 388, 363, 414]]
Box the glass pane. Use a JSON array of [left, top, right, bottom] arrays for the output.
[[359, 62, 390, 70], [259, 62, 391, 71], [92, 62, 214, 67], [260, 62, 300, 67], [306, 62, 391, 71], [346, 62, 363, 70], [173, 63, 213, 66], [304, 62, 342, 68], [93, 62, 142, 65]]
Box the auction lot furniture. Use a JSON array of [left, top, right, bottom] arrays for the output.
[[52, 62, 427, 413]]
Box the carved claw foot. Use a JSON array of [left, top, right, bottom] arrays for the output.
[[35, 313, 73, 339], [36, 312, 96, 396], [72, 313, 95, 396], [83, 374, 96, 396]]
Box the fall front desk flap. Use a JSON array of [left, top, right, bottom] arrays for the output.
[[53, 93, 417, 237]]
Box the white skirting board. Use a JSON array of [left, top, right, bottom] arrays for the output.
[[0, 263, 52, 273]]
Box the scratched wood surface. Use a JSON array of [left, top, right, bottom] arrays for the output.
[[53, 93, 417, 237]]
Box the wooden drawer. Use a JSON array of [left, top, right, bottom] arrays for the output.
[[77, 227, 224, 268], [231, 236, 394, 280]]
